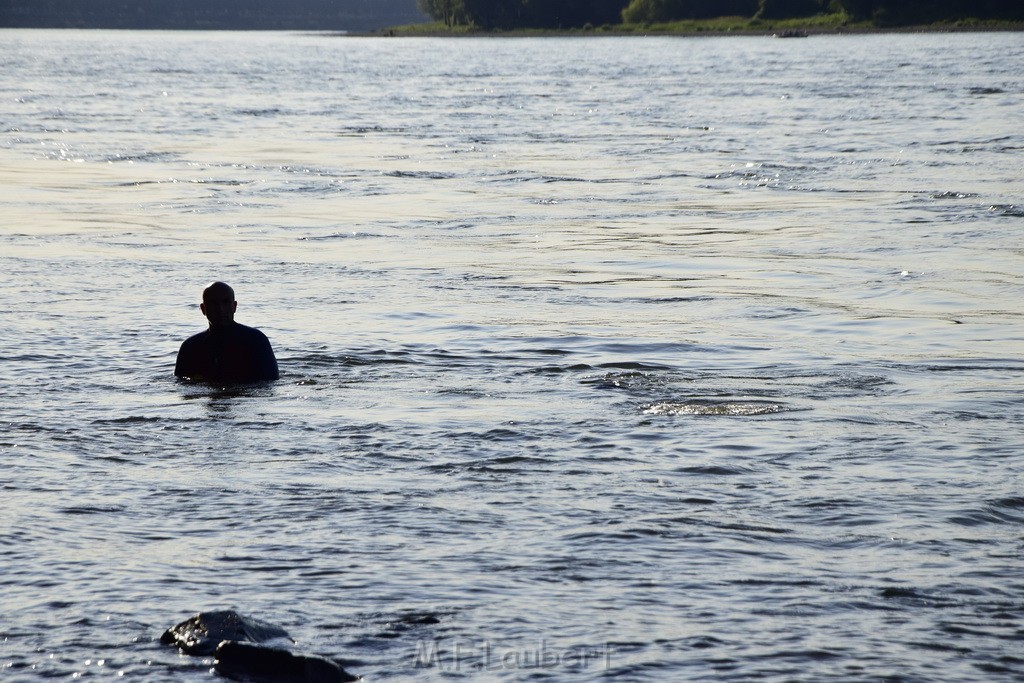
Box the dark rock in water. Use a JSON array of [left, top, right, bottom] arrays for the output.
[[161, 610, 293, 656], [162, 611, 360, 682], [215, 641, 359, 683]]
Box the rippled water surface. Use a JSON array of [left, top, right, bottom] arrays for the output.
[[1, 29, 1023, 681]]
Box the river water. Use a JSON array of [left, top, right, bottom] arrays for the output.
[[1, 29, 1022, 681]]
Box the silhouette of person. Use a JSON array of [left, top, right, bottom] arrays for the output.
[[175, 281, 279, 383]]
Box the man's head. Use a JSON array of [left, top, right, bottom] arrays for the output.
[[200, 281, 236, 329]]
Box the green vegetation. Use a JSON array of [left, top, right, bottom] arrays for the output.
[[415, 0, 626, 30], [407, 0, 1024, 34], [616, 12, 854, 33]]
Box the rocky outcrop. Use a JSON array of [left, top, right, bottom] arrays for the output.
[[162, 611, 358, 682], [162, 610, 293, 656]]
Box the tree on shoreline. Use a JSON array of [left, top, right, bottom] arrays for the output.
[[418, 0, 628, 29], [416, 0, 467, 27], [753, 0, 824, 20], [622, 0, 757, 23]]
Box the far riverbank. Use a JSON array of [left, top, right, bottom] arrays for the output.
[[364, 17, 1024, 37]]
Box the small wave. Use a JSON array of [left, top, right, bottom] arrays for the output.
[[643, 400, 787, 416], [989, 204, 1024, 217], [98, 151, 180, 163], [347, 608, 450, 641], [937, 135, 1013, 147], [0, 354, 69, 362], [713, 521, 790, 534], [930, 190, 978, 199], [451, 428, 527, 442], [810, 373, 894, 398], [115, 177, 246, 187], [596, 361, 673, 371], [675, 465, 750, 476], [58, 505, 127, 515], [234, 108, 285, 117], [522, 174, 631, 184], [338, 125, 406, 136], [289, 351, 415, 367], [902, 359, 1024, 373], [948, 506, 1024, 527], [879, 586, 958, 608], [91, 415, 164, 424], [527, 363, 594, 374], [298, 231, 387, 241], [990, 496, 1024, 510], [622, 296, 715, 305], [383, 170, 457, 180], [583, 371, 667, 391]]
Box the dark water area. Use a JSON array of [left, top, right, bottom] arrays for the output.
[[1, 30, 1023, 681]]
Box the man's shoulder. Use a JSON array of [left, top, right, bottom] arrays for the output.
[[179, 329, 209, 349], [232, 322, 271, 342]]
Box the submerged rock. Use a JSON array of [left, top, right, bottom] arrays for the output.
[[215, 641, 359, 683], [161, 610, 293, 656]]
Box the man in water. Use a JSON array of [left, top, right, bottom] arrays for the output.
[[175, 281, 279, 383]]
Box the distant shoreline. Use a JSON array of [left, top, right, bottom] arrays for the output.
[[360, 20, 1024, 38], [1, 21, 1021, 35]]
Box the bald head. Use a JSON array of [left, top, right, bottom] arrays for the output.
[[200, 281, 237, 329], [203, 281, 234, 300]]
